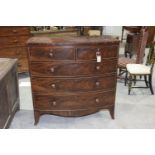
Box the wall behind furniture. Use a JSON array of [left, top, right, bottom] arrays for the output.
[[103, 26, 122, 39]]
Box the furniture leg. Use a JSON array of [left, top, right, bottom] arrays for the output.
[[109, 105, 115, 119], [125, 70, 128, 86], [134, 75, 136, 85], [144, 75, 148, 87], [128, 74, 132, 95], [34, 111, 40, 125], [121, 27, 124, 42], [149, 75, 154, 94]]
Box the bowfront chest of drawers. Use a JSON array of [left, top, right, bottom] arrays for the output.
[[27, 36, 120, 124], [0, 26, 31, 72], [0, 58, 19, 128]]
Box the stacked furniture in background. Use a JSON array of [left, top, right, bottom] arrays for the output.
[[0, 27, 31, 72], [27, 36, 119, 125], [0, 58, 20, 128]]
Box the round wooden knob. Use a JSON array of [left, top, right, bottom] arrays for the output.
[[96, 66, 100, 70], [13, 40, 18, 43], [13, 29, 17, 33], [51, 84, 56, 88], [50, 67, 55, 73], [96, 81, 100, 86], [49, 52, 53, 57], [95, 98, 100, 103], [52, 101, 57, 106]]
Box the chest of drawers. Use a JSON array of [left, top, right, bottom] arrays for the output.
[[27, 36, 119, 125], [0, 58, 19, 128], [0, 26, 31, 72]]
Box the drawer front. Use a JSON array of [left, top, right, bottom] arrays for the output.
[[33, 91, 115, 110], [77, 46, 118, 60], [0, 36, 30, 47], [31, 75, 116, 93], [29, 46, 75, 61], [0, 47, 21, 58], [30, 60, 117, 77], [0, 27, 30, 36]]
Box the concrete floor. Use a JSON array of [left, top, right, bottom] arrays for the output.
[[9, 47, 155, 129]]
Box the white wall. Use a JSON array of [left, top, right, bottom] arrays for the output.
[[103, 26, 122, 39]]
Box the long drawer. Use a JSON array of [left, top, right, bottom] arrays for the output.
[[77, 46, 118, 60], [33, 91, 115, 111], [30, 59, 117, 77], [0, 27, 30, 36], [31, 74, 116, 93], [29, 46, 75, 61]]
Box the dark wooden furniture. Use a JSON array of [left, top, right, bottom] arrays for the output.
[[121, 26, 142, 42], [0, 26, 31, 72], [146, 27, 155, 47], [124, 33, 140, 58], [27, 36, 120, 125], [0, 58, 20, 128]]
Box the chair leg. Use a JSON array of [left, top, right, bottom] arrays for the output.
[[128, 74, 132, 95], [149, 75, 154, 95], [134, 75, 137, 85], [125, 71, 128, 86], [124, 51, 127, 57], [144, 75, 148, 87]]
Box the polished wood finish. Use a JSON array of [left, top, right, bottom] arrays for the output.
[[0, 58, 20, 128], [0, 26, 31, 72], [121, 26, 142, 42], [147, 27, 155, 47], [27, 36, 119, 124]]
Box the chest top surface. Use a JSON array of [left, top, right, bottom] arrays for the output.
[[27, 36, 120, 46]]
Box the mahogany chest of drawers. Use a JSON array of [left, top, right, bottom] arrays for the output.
[[0, 58, 19, 128], [27, 36, 120, 125], [0, 26, 31, 72]]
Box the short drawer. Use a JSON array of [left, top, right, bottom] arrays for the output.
[[29, 46, 75, 61], [0, 27, 30, 36], [77, 46, 118, 60], [33, 91, 115, 110], [0, 36, 30, 47], [30, 60, 117, 77], [31, 75, 116, 93]]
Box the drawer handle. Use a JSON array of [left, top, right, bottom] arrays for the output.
[[50, 67, 55, 73], [13, 40, 18, 43], [53, 101, 57, 106], [95, 98, 100, 103], [95, 81, 100, 86], [49, 52, 53, 57], [96, 50, 101, 63], [51, 84, 56, 88], [96, 66, 100, 70], [13, 29, 17, 33], [51, 101, 57, 106]]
